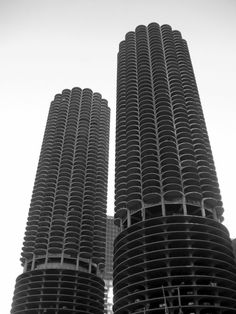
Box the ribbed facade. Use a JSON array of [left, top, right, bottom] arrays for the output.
[[114, 23, 236, 313], [11, 87, 110, 314]]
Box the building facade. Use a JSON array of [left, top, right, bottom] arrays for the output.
[[113, 23, 236, 313], [11, 87, 110, 314]]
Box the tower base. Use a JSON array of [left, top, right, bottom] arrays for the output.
[[11, 269, 105, 314], [113, 215, 236, 313]]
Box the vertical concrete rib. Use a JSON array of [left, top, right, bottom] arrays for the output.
[[114, 23, 236, 314], [11, 87, 110, 314]]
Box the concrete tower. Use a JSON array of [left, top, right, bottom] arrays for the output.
[[114, 23, 236, 313], [11, 87, 110, 314]]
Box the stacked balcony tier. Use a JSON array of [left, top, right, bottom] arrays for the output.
[[21, 87, 110, 272], [115, 23, 222, 228]]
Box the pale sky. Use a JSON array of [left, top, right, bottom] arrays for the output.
[[0, 0, 236, 312]]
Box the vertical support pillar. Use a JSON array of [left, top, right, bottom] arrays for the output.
[[201, 200, 206, 217], [76, 254, 80, 270], [23, 261, 27, 272], [161, 198, 166, 216], [213, 208, 217, 221], [60, 251, 64, 264], [89, 259, 92, 273], [31, 254, 35, 271], [127, 210, 131, 227], [141, 208, 145, 221], [183, 197, 187, 215]]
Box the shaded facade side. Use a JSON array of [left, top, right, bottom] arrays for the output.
[[11, 87, 110, 314], [113, 23, 236, 314]]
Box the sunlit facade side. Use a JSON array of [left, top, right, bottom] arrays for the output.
[[11, 87, 110, 314], [114, 23, 236, 313]]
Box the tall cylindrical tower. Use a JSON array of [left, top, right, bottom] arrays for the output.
[[11, 87, 110, 314], [114, 23, 236, 314]]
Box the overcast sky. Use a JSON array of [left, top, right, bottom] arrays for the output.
[[1, 0, 236, 312]]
